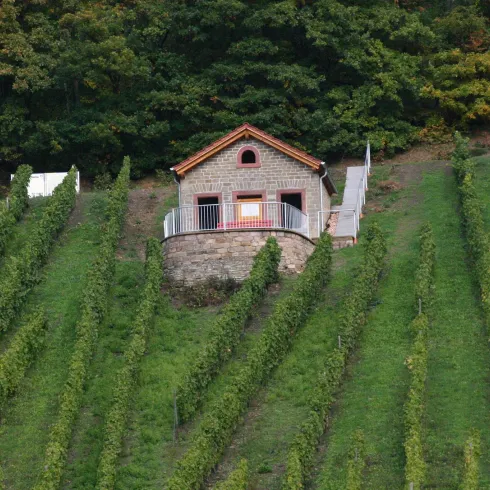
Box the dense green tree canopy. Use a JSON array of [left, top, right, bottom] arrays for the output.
[[0, 0, 489, 177]]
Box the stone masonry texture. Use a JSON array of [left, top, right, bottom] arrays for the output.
[[163, 229, 315, 287], [179, 137, 331, 239]]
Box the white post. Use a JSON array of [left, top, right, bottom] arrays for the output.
[[367, 141, 371, 174], [172, 208, 176, 236], [223, 203, 227, 231]]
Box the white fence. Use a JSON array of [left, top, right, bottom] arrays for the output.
[[11, 171, 81, 198], [164, 201, 309, 239]]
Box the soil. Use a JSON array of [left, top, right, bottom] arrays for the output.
[[66, 194, 86, 229], [117, 185, 176, 261]]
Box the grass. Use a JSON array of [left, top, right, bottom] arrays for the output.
[[0, 186, 183, 488], [422, 169, 490, 487], [3, 163, 490, 488], [315, 167, 490, 489], [0, 192, 107, 489], [114, 270, 309, 488], [206, 246, 364, 490], [61, 260, 146, 488], [114, 302, 220, 489], [59, 266, 223, 488], [314, 180, 423, 489]]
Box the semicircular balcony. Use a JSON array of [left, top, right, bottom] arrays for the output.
[[163, 201, 310, 239]]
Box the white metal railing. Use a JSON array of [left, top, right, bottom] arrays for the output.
[[163, 201, 309, 239], [317, 208, 358, 241], [317, 141, 371, 242]]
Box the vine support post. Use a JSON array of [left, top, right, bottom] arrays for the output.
[[173, 388, 179, 442]]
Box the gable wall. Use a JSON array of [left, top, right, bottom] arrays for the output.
[[179, 138, 330, 238]]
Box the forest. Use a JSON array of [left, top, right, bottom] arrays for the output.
[[1, 0, 490, 177]]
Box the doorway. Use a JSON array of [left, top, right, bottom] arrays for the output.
[[280, 192, 303, 211], [279, 191, 304, 230], [197, 196, 219, 230]]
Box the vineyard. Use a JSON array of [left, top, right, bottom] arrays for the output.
[[1, 140, 490, 490]]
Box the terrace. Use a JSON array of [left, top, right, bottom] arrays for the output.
[[163, 201, 310, 239]]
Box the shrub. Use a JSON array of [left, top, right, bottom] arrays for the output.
[[0, 311, 48, 404], [96, 238, 163, 489], [180, 276, 240, 308], [155, 168, 174, 186], [94, 172, 113, 190], [0, 168, 77, 333], [461, 431, 481, 490], [166, 232, 333, 490], [404, 224, 435, 490], [0, 164, 32, 256], [34, 157, 130, 490], [346, 430, 366, 490], [215, 460, 248, 490], [451, 133, 490, 325], [176, 237, 281, 423], [284, 223, 387, 489]]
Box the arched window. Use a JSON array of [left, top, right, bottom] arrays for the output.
[[241, 150, 256, 164], [237, 146, 261, 168]]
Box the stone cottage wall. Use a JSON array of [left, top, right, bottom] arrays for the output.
[[163, 229, 315, 287], [178, 137, 331, 239]]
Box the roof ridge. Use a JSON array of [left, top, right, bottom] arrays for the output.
[[172, 124, 322, 174]]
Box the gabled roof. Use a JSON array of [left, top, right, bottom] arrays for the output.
[[171, 123, 336, 195]]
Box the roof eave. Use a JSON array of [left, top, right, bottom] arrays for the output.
[[173, 124, 322, 176]]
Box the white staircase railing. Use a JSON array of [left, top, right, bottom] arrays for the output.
[[318, 141, 371, 242], [164, 201, 309, 239]]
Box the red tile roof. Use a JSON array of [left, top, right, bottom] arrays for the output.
[[172, 123, 320, 171], [171, 123, 336, 195]]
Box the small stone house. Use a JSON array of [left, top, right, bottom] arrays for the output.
[[162, 124, 337, 286], [169, 123, 336, 239]]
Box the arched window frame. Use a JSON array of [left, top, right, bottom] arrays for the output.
[[237, 145, 261, 168]]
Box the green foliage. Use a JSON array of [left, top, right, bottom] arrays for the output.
[[215, 459, 248, 490], [422, 50, 490, 127], [461, 431, 481, 490], [434, 6, 488, 51], [166, 232, 333, 490], [181, 277, 240, 308], [451, 133, 490, 325], [93, 173, 113, 191], [346, 430, 366, 490], [414, 223, 436, 310], [0, 311, 48, 404], [404, 224, 435, 490], [0, 168, 77, 333], [0, 164, 32, 256], [96, 238, 162, 490], [283, 222, 386, 489], [33, 157, 130, 490], [176, 237, 281, 423], [155, 169, 174, 187], [4, 0, 487, 171]]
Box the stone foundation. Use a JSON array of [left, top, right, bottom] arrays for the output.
[[332, 236, 355, 250], [163, 229, 315, 287]]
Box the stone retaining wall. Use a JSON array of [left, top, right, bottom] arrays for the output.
[[163, 229, 315, 286], [332, 236, 355, 250]]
